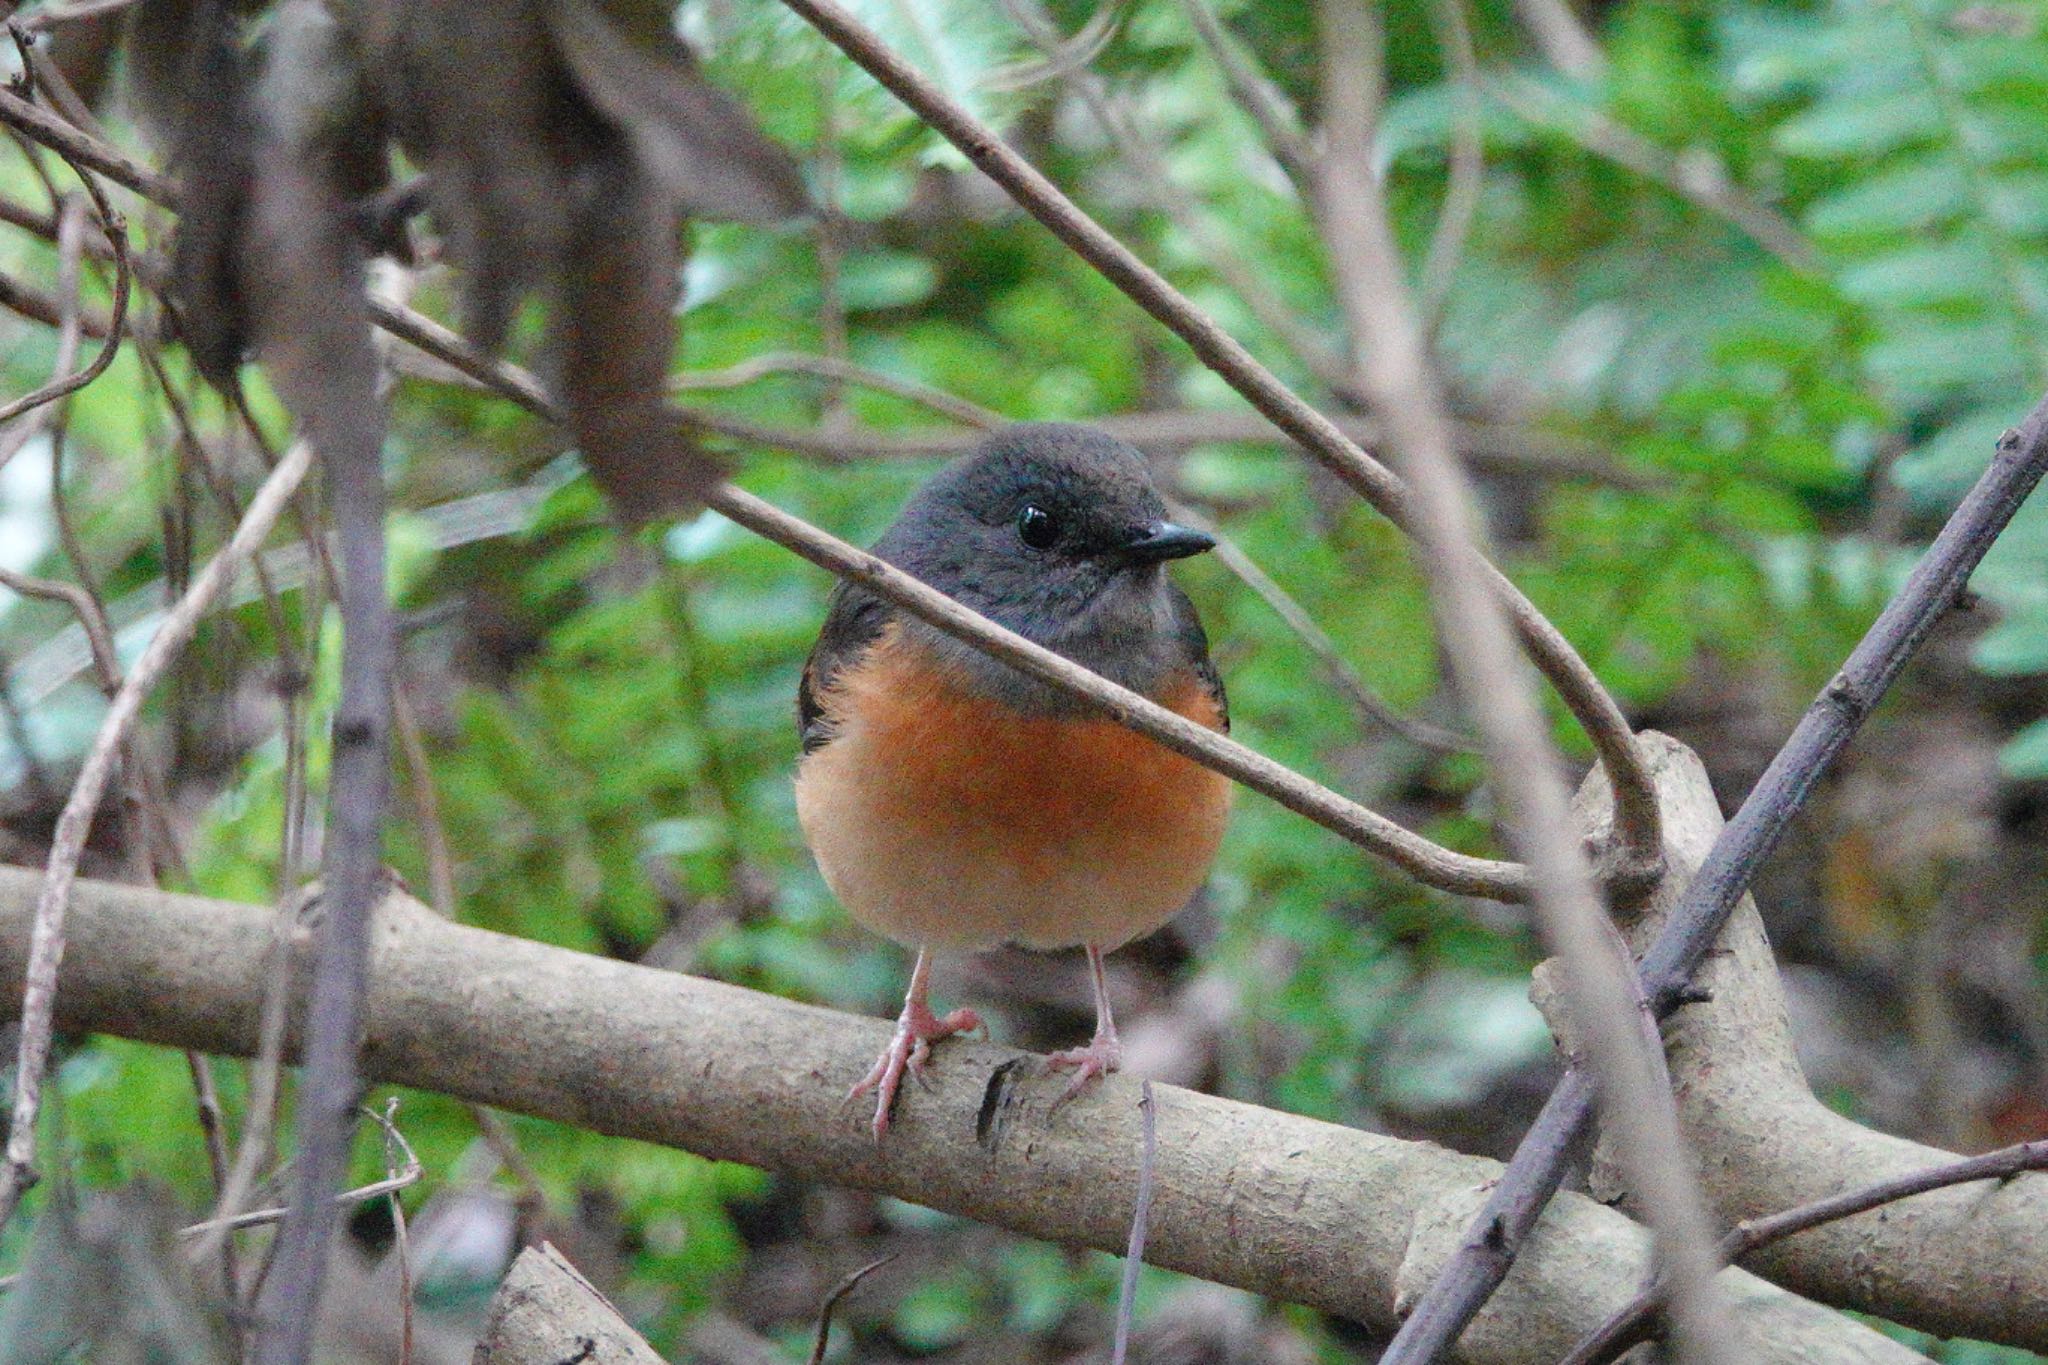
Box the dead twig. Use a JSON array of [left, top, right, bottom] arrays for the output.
[[1489, 73, 1818, 275], [1389, 414, 2048, 1358], [1561, 1138, 2048, 1365], [1111, 1079, 1160, 1365], [0, 437, 314, 1233], [768, 0, 1665, 890], [806, 1254, 895, 1365], [0, 149, 129, 430], [1311, 3, 1732, 1359], [1008, 0, 1350, 389], [1177, 0, 1317, 197]]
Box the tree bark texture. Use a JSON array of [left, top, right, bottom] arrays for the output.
[[0, 855, 1937, 1363]]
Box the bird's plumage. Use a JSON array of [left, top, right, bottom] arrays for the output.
[[794, 422, 1232, 1131]]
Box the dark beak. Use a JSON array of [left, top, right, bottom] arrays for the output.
[[1120, 521, 1216, 564]]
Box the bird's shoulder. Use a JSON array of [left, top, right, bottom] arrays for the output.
[[797, 580, 896, 754], [1166, 581, 1227, 733]]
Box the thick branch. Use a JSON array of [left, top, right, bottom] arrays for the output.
[[473, 1245, 664, 1365], [1395, 404, 2048, 1354], [1561, 734, 2048, 1350], [0, 866, 1921, 1365]]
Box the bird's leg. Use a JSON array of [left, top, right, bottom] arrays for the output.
[[1046, 943, 1123, 1100], [850, 946, 982, 1140]]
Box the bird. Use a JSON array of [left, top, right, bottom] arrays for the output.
[[794, 422, 1232, 1138]]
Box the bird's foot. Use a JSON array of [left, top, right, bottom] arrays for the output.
[[1045, 1031, 1123, 1106], [850, 999, 982, 1141]]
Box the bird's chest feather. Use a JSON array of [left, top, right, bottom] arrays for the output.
[[795, 630, 1231, 950]]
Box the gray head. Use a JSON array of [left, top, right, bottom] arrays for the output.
[[874, 423, 1215, 706]]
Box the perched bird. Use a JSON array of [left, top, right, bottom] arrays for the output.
[[795, 423, 1232, 1137]]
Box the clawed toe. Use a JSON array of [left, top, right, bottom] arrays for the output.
[[853, 1001, 982, 1140], [1045, 1035, 1122, 1106]]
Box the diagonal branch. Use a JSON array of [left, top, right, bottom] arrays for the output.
[[1388, 406, 2048, 1358], [766, 0, 1665, 888], [373, 296, 1532, 898], [1563, 1137, 2048, 1365], [1311, 4, 1733, 1359]]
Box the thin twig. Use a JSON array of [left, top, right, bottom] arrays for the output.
[[188, 887, 308, 1272], [0, 144, 129, 428], [1312, 4, 1732, 1359], [1390, 410, 2048, 1356], [1111, 1079, 1159, 1365], [1489, 73, 1818, 275], [806, 1254, 895, 1365], [1176, 0, 1318, 198], [377, 1098, 416, 1365], [770, 0, 1664, 890], [0, 266, 108, 336], [180, 1103, 424, 1239], [393, 683, 457, 918], [1168, 500, 1475, 753], [813, 59, 850, 431], [1417, 0, 1485, 326], [1008, 0, 1350, 389], [373, 297, 1539, 900], [0, 191, 85, 477], [0, 437, 315, 1232], [1561, 1138, 2048, 1365], [670, 350, 1005, 428]]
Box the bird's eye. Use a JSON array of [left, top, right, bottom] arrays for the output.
[[1016, 504, 1059, 549]]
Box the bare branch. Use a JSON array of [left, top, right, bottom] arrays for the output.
[[1417, 0, 1485, 324], [374, 296, 1537, 899], [1111, 1079, 1159, 1365], [0, 148, 129, 430], [1489, 73, 1818, 275], [770, 0, 1664, 885], [1177, 0, 1318, 197], [0, 868, 1928, 1365], [1563, 1138, 2048, 1365], [1007, 0, 1350, 388], [1310, 4, 1732, 1360], [806, 1254, 894, 1365]]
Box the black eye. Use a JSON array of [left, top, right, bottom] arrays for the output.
[[1016, 504, 1059, 549]]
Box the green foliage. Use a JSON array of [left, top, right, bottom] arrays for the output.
[[0, 0, 2045, 1355]]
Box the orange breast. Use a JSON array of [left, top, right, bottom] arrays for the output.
[[794, 629, 1232, 951]]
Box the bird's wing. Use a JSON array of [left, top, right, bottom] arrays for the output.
[[1168, 582, 1228, 733], [797, 580, 894, 754]]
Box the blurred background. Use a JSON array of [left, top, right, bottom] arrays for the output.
[[0, 0, 2045, 1359]]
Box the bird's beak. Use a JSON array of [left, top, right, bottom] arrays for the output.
[[1120, 521, 1216, 564]]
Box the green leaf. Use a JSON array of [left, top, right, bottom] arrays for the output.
[[1999, 716, 2048, 779]]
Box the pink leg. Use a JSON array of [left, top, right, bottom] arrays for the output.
[[1045, 944, 1122, 1102], [851, 947, 981, 1140]]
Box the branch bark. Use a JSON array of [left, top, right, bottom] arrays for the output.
[[1563, 734, 2048, 1349], [472, 1245, 664, 1365], [1312, 3, 1730, 1356], [0, 865, 1924, 1365], [1393, 406, 2048, 1355]]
